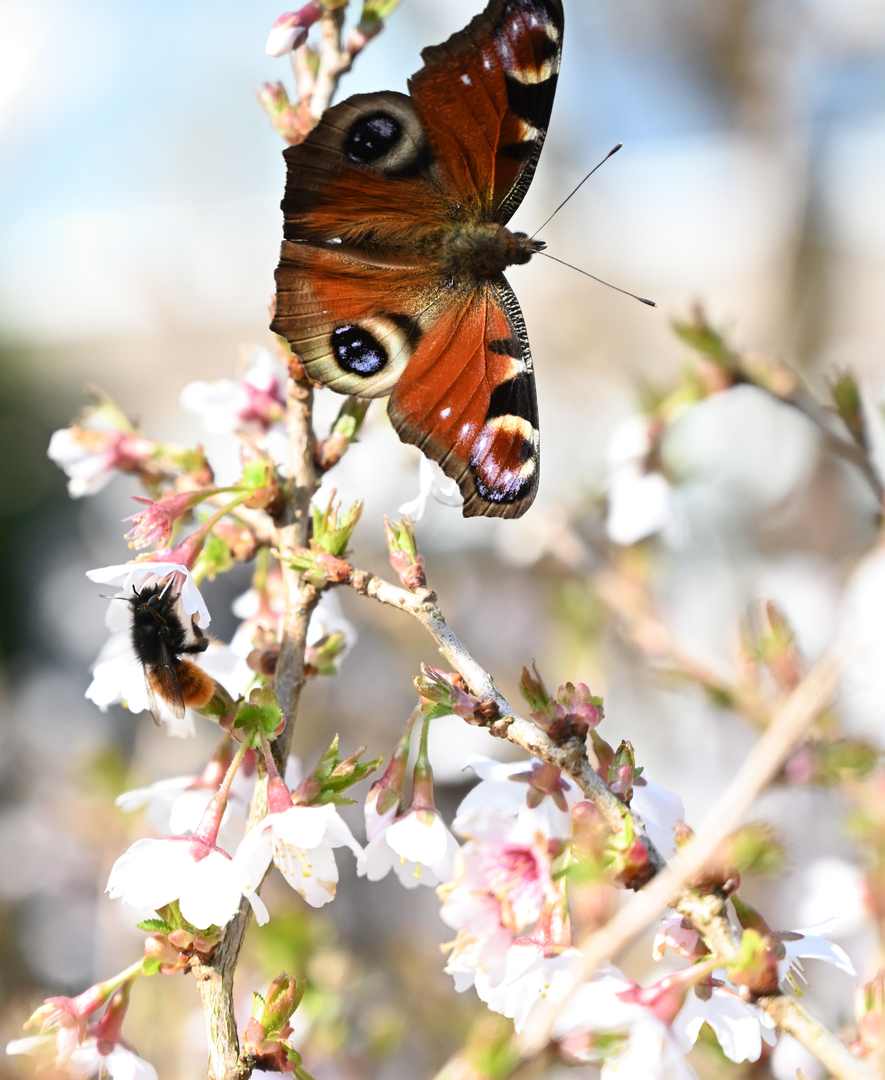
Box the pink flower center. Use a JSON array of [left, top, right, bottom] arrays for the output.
[[238, 379, 285, 428]]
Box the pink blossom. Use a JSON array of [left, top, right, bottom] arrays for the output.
[[653, 913, 701, 961], [438, 818, 556, 991], [48, 426, 155, 498], [180, 347, 287, 436], [123, 491, 206, 550]]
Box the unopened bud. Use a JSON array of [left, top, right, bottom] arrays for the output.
[[414, 664, 475, 718], [607, 741, 636, 803], [266, 4, 323, 56], [384, 515, 426, 589]]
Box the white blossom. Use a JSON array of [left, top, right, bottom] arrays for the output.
[[86, 562, 210, 628], [779, 917, 857, 984], [632, 780, 685, 859], [399, 454, 463, 521], [66, 1039, 158, 1080], [180, 346, 289, 471], [475, 943, 582, 1033], [7, 1034, 158, 1080], [604, 416, 676, 546], [383, 808, 460, 888], [107, 836, 256, 930], [115, 764, 253, 851], [672, 986, 776, 1064], [47, 428, 118, 498], [453, 755, 579, 840], [235, 803, 361, 910]]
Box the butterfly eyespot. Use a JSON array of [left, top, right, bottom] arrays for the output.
[[344, 112, 402, 164], [331, 324, 388, 375]]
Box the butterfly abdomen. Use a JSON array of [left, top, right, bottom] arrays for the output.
[[434, 220, 544, 281]]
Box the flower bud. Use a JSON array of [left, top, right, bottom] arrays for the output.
[[607, 740, 636, 803], [384, 515, 426, 589], [257, 82, 316, 145], [266, 4, 323, 56], [317, 397, 370, 470], [312, 492, 363, 557], [414, 664, 475, 719]]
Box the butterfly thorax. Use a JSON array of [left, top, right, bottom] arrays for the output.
[[431, 221, 545, 282]]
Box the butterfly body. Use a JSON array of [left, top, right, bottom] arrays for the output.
[[272, 0, 564, 517]]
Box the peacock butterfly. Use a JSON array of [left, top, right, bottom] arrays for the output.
[[271, 0, 564, 518]]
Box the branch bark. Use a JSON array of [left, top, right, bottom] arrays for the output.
[[345, 567, 662, 867], [191, 374, 320, 1080]]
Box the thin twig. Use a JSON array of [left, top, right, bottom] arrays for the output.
[[311, 7, 355, 116], [782, 386, 884, 506], [343, 566, 662, 869]]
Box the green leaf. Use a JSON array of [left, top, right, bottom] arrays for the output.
[[672, 315, 735, 369], [299, 740, 381, 805], [242, 459, 273, 490], [233, 700, 284, 736], [137, 918, 174, 933], [193, 531, 234, 581], [142, 958, 162, 976]]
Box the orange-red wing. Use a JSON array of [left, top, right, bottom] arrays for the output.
[[280, 91, 451, 253], [272, 240, 445, 398], [409, 0, 563, 222], [388, 275, 539, 518]]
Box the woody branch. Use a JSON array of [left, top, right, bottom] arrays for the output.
[[189, 368, 320, 1080]]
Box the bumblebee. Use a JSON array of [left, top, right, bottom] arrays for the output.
[[128, 582, 215, 722]]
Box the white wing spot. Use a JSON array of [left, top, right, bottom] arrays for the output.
[[440, 407, 452, 419], [461, 74, 472, 86]]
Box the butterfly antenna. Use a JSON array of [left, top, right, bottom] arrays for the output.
[[529, 143, 623, 240], [538, 251, 656, 307]]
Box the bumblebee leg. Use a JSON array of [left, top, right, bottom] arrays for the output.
[[182, 616, 210, 655]]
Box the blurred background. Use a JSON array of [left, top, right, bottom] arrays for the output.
[[2, 0, 885, 1077]]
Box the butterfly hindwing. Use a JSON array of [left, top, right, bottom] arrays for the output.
[[388, 275, 539, 517], [274, 240, 445, 397], [409, 0, 564, 221]]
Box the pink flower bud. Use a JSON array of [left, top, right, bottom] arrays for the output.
[[266, 3, 323, 56]]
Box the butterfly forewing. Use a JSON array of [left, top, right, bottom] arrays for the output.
[[278, 91, 450, 252], [410, 0, 563, 220]]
